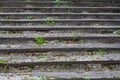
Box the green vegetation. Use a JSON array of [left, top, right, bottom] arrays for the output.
[[26, 0, 31, 2], [39, 54, 47, 58], [0, 59, 7, 63], [99, 30, 111, 34], [113, 30, 120, 35], [28, 65, 34, 69], [40, 76, 44, 80], [54, 0, 61, 6], [27, 16, 33, 19], [44, 17, 55, 26], [71, 32, 80, 43], [98, 48, 105, 55], [85, 77, 90, 80], [46, 76, 60, 79], [3, 66, 9, 73], [35, 37, 45, 45], [1, 30, 21, 34], [72, 32, 77, 41], [95, 24, 100, 26], [72, 38, 80, 43], [6, 16, 9, 19], [33, 78, 37, 80]]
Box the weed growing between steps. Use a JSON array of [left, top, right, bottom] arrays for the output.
[[0, 59, 7, 63], [26, 0, 31, 2], [71, 31, 82, 43], [3, 66, 9, 73], [99, 30, 112, 34], [54, 0, 61, 6], [1, 30, 22, 34], [40, 76, 44, 80], [85, 77, 91, 80], [27, 16, 33, 19], [6, 16, 9, 19], [113, 30, 120, 35], [98, 48, 105, 55], [44, 17, 55, 26], [35, 37, 45, 45], [39, 54, 47, 58]]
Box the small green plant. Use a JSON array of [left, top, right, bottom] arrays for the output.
[[28, 65, 34, 69], [33, 78, 37, 80], [85, 77, 90, 80], [3, 66, 9, 73], [44, 17, 55, 26], [39, 54, 47, 58], [27, 16, 33, 19], [71, 32, 80, 43], [99, 30, 111, 34], [72, 32, 76, 40], [95, 24, 100, 26], [6, 16, 9, 19], [72, 37, 80, 43], [98, 48, 105, 55], [1, 31, 7, 34], [113, 30, 120, 35], [40, 76, 44, 80], [26, 0, 31, 2], [54, 0, 61, 6], [35, 37, 45, 45], [1, 30, 21, 34], [0, 59, 7, 63]]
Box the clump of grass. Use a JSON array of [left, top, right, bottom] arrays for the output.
[[1, 31, 7, 34], [3, 66, 9, 73], [0, 59, 7, 63], [27, 16, 33, 19], [85, 77, 90, 80], [113, 30, 120, 35], [71, 32, 81, 43], [98, 48, 105, 55], [39, 54, 47, 58], [40, 76, 44, 80], [35, 37, 45, 45], [99, 30, 111, 34], [54, 0, 61, 6], [28, 65, 34, 69], [44, 17, 55, 26], [6, 16, 9, 19], [33, 78, 37, 80], [26, 0, 31, 2], [1, 31, 21, 34], [72, 38, 80, 43], [72, 32, 77, 41], [95, 24, 100, 26]]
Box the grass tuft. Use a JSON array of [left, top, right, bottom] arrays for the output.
[[40, 76, 44, 80], [26, 0, 31, 2], [85, 77, 91, 80], [98, 48, 105, 55], [0, 59, 7, 63], [113, 30, 120, 35], [27, 16, 33, 19], [54, 0, 61, 6], [35, 37, 45, 45], [44, 17, 55, 26]]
